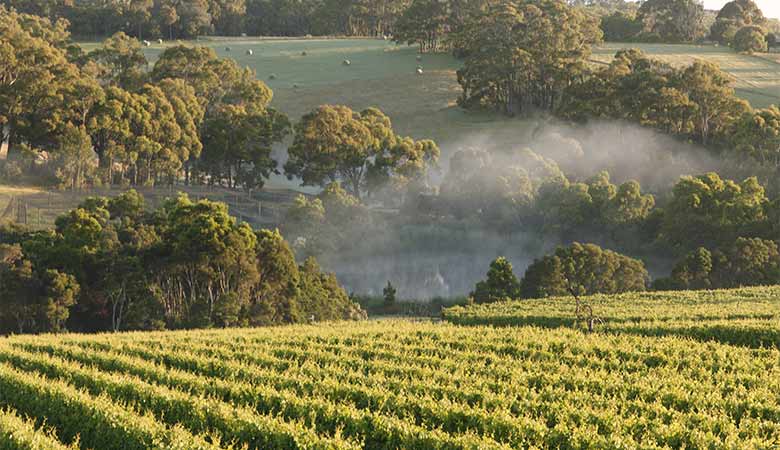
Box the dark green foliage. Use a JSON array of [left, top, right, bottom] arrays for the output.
[[667, 247, 713, 290], [520, 242, 649, 299], [383, 281, 397, 305], [663, 238, 780, 290], [1, 0, 411, 38], [471, 257, 521, 304], [454, 0, 602, 115], [297, 257, 367, 321], [393, 0, 450, 53], [660, 173, 768, 254], [560, 49, 750, 146], [284, 105, 438, 199], [732, 106, 780, 170], [733, 25, 768, 53], [0, 191, 364, 334], [636, 0, 707, 43], [0, 244, 80, 333], [600, 11, 642, 41], [1, 10, 288, 191]]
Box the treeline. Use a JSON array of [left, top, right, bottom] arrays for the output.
[[1, 8, 284, 190], [710, 0, 777, 53], [5, 0, 777, 47], [470, 244, 648, 304], [472, 234, 780, 303], [597, 0, 779, 51], [453, 1, 780, 171], [0, 0, 410, 38], [0, 190, 365, 334], [1, 9, 440, 194]]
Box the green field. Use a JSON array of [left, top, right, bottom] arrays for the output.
[[0, 184, 299, 230], [593, 43, 780, 109], [3, 286, 780, 448], [81, 37, 524, 148], [97, 38, 780, 145]]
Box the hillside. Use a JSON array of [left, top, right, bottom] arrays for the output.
[[75, 39, 780, 165], [3, 286, 780, 448], [443, 286, 780, 347]]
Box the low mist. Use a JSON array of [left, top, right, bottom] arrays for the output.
[[301, 117, 726, 300]]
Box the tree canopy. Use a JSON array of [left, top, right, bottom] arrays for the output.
[[454, 0, 602, 115], [471, 257, 522, 303], [0, 191, 365, 334], [636, 0, 707, 43], [520, 242, 649, 298], [284, 105, 439, 199]]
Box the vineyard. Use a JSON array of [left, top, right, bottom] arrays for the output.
[[3, 286, 780, 449], [443, 286, 780, 347]]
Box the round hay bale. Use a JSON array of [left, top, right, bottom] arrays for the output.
[[416, 67, 423, 75], [246, 49, 254, 56], [343, 59, 351, 66], [305, 34, 313, 38], [158, 38, 163, 44], [269, 73, 277, 80], [143, 40, 151, 47]]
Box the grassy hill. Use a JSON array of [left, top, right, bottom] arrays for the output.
[[3, 285, 780, 448], [10, 39, 773, 231], [89, 38, 780, 145]]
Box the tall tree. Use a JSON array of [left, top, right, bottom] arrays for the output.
[[200, 103, 290, 189], [393, 0, 450, 52], [86, 32, 148, 89], [637, 0, 706, 43], [732, 106, 780, 169], [285, 105, 438, 199], [661, 173, 768, 253], [471, 256, 522, 303], [454, 0, 602, 115], [0, 7, 80, 157]]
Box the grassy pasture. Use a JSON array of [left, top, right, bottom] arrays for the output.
[[80, 37, 536, 147], [593, 43, 780, 108], [103, 38, 780, 140]]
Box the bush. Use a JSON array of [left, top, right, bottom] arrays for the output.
[[0, 160, 23, 181], [733, 25, 767, 53], [471, 257, 521, 304], [665, 238, 780, 289], [520, 242, 649, 298], [710, 19, 740, 45]]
